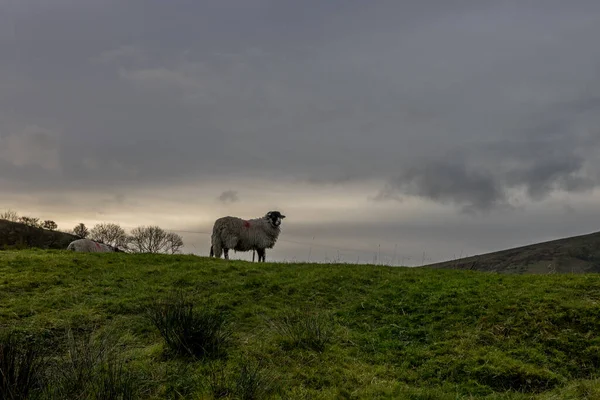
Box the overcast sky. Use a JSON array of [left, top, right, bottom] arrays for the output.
[[1, 0, 599, 265]]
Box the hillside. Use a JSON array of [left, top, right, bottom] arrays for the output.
[[0, 219, 78, 250], [424, 230, 600, 274], [2, 250, 600, 399]]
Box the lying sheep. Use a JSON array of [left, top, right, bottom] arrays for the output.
[[66, 238, 124, 253], [209, 211, 285, 262]]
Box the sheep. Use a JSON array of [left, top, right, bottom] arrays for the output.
[[209, 211, 285, 262], [66, 238, 124, 253]]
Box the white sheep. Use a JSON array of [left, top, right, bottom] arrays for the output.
[[209, 211, 285, 262], [66, 238, 123, 253]]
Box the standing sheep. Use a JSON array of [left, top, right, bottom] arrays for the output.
[[66, 238, 124, 253], [209, 211, 285, 262]]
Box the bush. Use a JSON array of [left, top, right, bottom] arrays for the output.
[[146, 292, 231, 360]]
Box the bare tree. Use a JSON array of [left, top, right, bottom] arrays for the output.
[[129, 225, 166, 253], [128, 225, 184, 254], [90, 223, 128, 247], [42, 220, 58, 231], [0, 209, 19, 222], [73, 223, 89, 238], [165, 232, 184, 254], [19, 216, 41, 228]]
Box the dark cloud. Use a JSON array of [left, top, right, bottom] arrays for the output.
[[377, 161, 505, 213], [218, 190, 239, 204], [376, 91, 600, 212], [2, 0, 600, 262], [2, 0, 600, 196]]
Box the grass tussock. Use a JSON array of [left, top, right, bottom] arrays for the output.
[[204, 356, 279, 400], [146, 291, 231, 360], [233, 356, 279, 400], [268, 307, 334, 352], [43, 328, 140, 399], [0, 330, 45, 400], [205, 361, 231, 399]]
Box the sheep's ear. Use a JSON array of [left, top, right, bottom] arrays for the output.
[[281, 215, 286, 218]]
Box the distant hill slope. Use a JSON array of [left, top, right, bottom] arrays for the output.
[[424, 230, 600, 274], [0, 219, 78, 250]]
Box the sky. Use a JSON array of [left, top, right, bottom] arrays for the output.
[[1, 0, 599, 265]]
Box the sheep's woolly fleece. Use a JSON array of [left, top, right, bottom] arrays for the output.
[[66, 238, 119, 252], [210, 212, 284, 259]]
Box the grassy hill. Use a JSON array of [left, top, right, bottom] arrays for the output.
[[0, 219, 78, 250], [424, 230, 600, 274], [2, 250, 600, 399]]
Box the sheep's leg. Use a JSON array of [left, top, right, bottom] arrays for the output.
[[225, 237, 238, 255], [211, 242, 223, 258], [224, 248, 229, 260], [252, 250, 255, 262], [256, 248, 265, 262]]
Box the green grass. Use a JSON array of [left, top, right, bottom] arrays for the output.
[[1, 249, 600, 399]]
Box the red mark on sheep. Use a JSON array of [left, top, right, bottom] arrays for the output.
[[243, 220, 251, 228]]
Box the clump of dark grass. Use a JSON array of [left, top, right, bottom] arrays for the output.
[[204, 361, 231, 399], [44, 328, 140, 399], [145, 291, 231, 360], [204, 356, 278, 400], [85, 357, 138, 400], [268, 307, 334, 352], [0, 330, 45, 400], [233, 356, 279, 400]]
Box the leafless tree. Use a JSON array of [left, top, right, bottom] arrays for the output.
[[19, 216, 41, 228], [128, 225, 184, 254], [90, 222, 128, 247], [73, 223, 89, 238], [165, 232, 184, 254], [129, 225, 166, 253], [0, 209, 19, 222], [42, 220, 58, 231]]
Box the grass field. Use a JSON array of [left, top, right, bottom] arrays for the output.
[[2, 250, 600, 399]]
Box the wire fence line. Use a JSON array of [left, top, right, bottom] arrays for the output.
[[166, 228, 431, 266]]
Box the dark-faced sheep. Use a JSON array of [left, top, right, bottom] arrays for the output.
[[209, 211, 285, 262], [66, 238, 124, 253]]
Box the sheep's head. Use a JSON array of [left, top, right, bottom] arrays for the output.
[[265, 211, 286, 227]]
